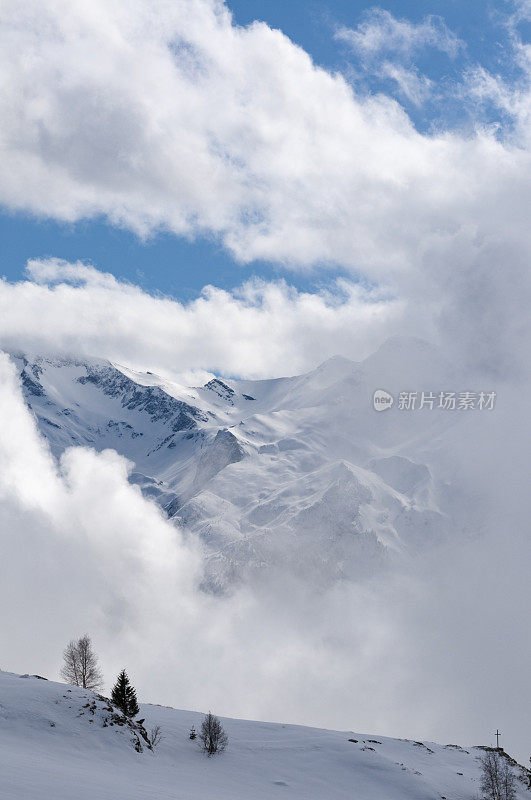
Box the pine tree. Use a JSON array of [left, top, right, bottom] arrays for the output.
[[111, 669, 139, 718]]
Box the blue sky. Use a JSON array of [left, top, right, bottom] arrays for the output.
[[0, 213, 353, 299], [1, 0, 531, 763], [1, 0, 527, 300]]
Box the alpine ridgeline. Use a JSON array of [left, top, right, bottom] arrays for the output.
[[10, 337, 490, 592]]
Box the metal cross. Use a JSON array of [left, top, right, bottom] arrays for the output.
[[495, 729, 501, 749]]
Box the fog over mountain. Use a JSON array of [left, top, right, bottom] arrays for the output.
[[1, 329, 528, 762], [1, 0, 531, 780], [11, 337, 483, 592]]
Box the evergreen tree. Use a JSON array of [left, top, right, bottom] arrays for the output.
[[111, 669, 139, 718]]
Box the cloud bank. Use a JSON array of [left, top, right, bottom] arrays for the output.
[[1, 0, 531, 278], [1, 350, 530, 764], [1, 0, 530, 384], [0, 259, 402, 379], [1, 0, 530, 382], [0, 0, 530, 768], [2, 244, 529, 384]]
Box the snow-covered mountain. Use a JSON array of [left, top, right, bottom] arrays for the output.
[[11, 338, 480, 590], [1, 670, 528, 800]]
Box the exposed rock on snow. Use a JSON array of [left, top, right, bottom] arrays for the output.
[[0, 671, 528, 800], [9, 339, 479, 591]]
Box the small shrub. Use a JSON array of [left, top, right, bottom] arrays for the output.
[[199, 712, 228, 756], [148, 724, 163, 750]]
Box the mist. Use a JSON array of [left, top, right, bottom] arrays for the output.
[[1, 0, 530, 775], [1, 344, 529, 763]]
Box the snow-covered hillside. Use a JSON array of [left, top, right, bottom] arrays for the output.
[[10, 338, 484, 590], [0, 671, 527, 800]]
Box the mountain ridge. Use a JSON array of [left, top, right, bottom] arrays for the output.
[[7, 338, 475, 591]]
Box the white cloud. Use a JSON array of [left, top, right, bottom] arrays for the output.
[[461, 6, 531, 143], [3, 232, 530, 383], [0, 259, 403, 379], [0, 0, 530, 766], [1, 350, 530, 763], [335, 8, 462, 60], [1, 0, 530, 281], [1, 0, 530, 384], [378, 62, 432, 106], [335, 8, 462, 106]]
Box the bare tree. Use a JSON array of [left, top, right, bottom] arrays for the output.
[[60, 635, 103, 690], [199, 711, 228, 756], [480, 750, 517, 800], [147, 725, 163, 750], [500, 763, 517, 800]]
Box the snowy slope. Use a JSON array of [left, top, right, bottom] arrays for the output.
[[9, 338, 482, 590], [0, 671, 528, 800]]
